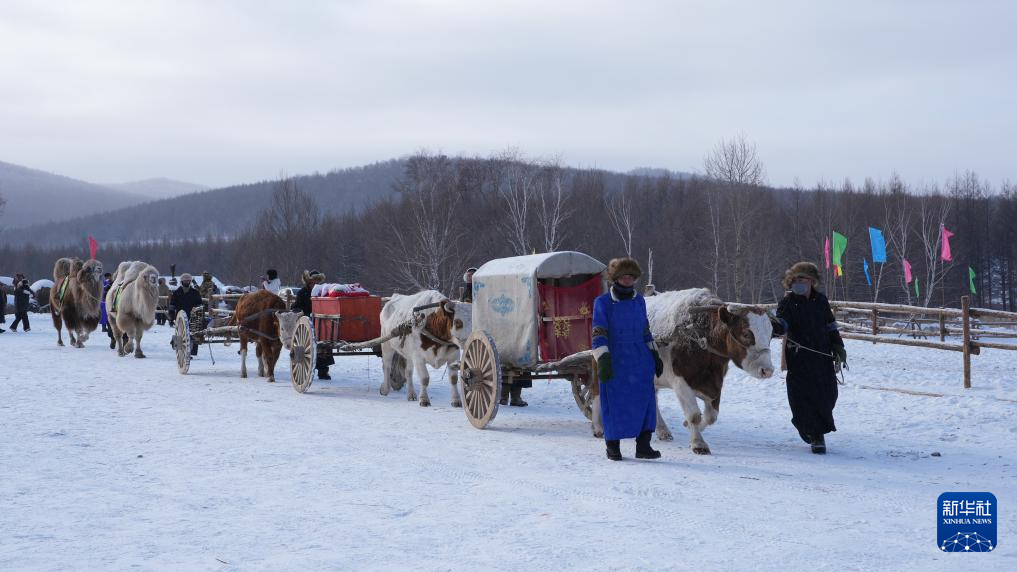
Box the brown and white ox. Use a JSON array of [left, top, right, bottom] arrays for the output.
[[642, 288, 776, 454], [233, 290, 296, 384], [379, 290, 472, 407]]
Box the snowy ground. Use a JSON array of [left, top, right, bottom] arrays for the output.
[[1, 318, 1014, 571]]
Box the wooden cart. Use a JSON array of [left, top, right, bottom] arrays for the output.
[[287, 295, 385, 393], [172, 305, 275, 374], [458, 251, 605, 429]]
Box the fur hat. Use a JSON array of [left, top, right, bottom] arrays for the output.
[[302, 269, 326, 286], [607, 257, 642, 282], [782, 261, 821, 289], [180, 273, 194, 283]]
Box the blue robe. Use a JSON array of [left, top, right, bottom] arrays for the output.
[[592, 291, 657, 440]]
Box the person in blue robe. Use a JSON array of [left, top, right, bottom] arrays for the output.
[[592, 257, 664, 461]]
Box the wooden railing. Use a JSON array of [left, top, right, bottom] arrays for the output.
[[826, 296, 1017, 388]]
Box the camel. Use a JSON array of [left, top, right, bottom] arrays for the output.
[[50, 257, 104, 348], [106, 260, 160, 358]]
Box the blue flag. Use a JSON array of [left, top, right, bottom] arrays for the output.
[[869, 227, 887, 263], [863, 258, 872, 285]]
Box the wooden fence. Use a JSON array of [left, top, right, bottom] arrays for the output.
[[826, 296, 1017, 388]]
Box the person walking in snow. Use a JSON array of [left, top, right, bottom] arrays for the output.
[[460, 267, 477, 303], [592, 257, 664, 461], [292, 270, 335, 380], [0, 283, 7, 333], [156, 277, 170, 325], [10, 276, 34, 332], [771, 262, 846, 454]]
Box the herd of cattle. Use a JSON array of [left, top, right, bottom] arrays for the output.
[[47, 257, 777, 454]]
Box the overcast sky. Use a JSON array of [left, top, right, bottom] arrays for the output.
[[1, 0, 1015, 189]]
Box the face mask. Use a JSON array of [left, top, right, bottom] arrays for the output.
[[791, 282, 810, 296], [181, 283, 192, 290]]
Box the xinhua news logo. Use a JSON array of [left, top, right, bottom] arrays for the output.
[[937, 492, 997, 553]]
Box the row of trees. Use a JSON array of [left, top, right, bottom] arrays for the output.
[[3, 146, 1015, 310]]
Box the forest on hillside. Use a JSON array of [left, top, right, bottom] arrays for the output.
[[2, 144, 1015, 309]]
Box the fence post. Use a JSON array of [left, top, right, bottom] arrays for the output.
[[870, 309, 879, 343], [939, 312, 946, 342], [962, 295, 971, 389]]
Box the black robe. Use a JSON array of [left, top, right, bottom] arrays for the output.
[[775, 290, 844, 442], [294, 286, 335, 371]]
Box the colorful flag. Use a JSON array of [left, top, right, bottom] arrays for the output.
[[88, 235, 98, 260], [863, 258, 872, 285], [904, 258, 913, 283], [868, 227, 887, 263], [835, 265, 843, 277], [915, 277, 920, 297], [832, 231, 848, 275], [824, 237, 831, 268], [941, 226, 955, 262], [969, 266, 977, 294]]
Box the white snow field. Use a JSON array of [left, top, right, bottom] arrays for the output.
[[1, 319, 1014, 571]]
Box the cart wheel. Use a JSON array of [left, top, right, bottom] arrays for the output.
[[460, 331, 502, 429], [570, 358, 599, 420], [174, 312, 191, 375], [289, 315, 317, 393]]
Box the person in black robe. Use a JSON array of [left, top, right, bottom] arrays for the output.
[[293, 269, 335, 380], [772, 261, 846, 454]]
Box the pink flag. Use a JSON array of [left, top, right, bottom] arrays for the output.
[[88, 235, 98, 260], [903, 258, 913, 283], [941, 226, 954, 262], [824, 237, 831, 268]]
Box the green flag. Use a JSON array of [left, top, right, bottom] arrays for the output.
[[969, 266, 977, 294], [915, 277, 920, 297], [832, 231, 848, 272]]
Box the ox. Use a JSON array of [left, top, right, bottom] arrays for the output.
[[379, 291, 472, 407], [234, 290, 294, 384], [642, 288, 776, 454]]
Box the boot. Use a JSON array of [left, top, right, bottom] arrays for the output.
[[810, 434, 826, 454], [635, 430, 661, 459], [509, 385, 528, 407], [605, 439, 622, 461], [317, 369, 331, 381]]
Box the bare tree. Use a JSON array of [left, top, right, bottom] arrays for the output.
[[535, 161, 573, 252], [703, 133, 767, 301], [249, 178, 322, 282], [386, 153, 471, 293], [496, 152, 537, 255], [704, 133, 767, 187], [912, 188, 954, 307], [604, 190, 635, 257]]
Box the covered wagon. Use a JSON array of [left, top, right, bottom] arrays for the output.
[[459, 251, 606, 429]]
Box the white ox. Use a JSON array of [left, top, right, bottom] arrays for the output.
[[379, 291, 472, 407]]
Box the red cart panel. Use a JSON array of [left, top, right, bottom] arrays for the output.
[[311, 296, 382, 343], [537, 274, 603, 362]]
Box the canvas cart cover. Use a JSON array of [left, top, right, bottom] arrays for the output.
[[472, 252, 605, 368]]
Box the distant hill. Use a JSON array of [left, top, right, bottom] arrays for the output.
[[2, 159, 407, 247], [0, 161, 151, 228], [103, 177, 209, 200], [627, 167, 695, 180]]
